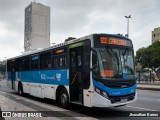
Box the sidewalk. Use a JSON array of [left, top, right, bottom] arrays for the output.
[[0, 79, 16, 93], [137, 80, 160, 91]]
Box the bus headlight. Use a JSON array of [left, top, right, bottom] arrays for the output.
[[94, 87, 108, 99], [95, 88, 100, 94], [102, 91, 107, 97]]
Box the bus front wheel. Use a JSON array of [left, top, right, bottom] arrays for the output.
[[59, 88, 70, 109]]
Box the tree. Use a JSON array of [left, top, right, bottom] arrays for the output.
[[148, 41, 160, 72], [136, 47, 148, 68], [136, 41, 160, 75], [135, 63, 142, 72], [65, 37, 76, 42], [0, 64, 6, 75]]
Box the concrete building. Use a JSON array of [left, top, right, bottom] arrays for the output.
[[24, 2, 50, 52], [152, 27, 160, 43]]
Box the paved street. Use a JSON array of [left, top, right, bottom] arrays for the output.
[[0, 80, 160, 120]]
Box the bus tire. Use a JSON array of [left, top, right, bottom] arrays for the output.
[[58, 88, 70, 109], [18, 83, 23, 96]]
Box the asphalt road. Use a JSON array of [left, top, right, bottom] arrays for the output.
[[0, 80, 160, 120]]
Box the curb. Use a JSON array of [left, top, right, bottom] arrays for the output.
[[137, 83, 160, 85], [137, 87, 160, 91]]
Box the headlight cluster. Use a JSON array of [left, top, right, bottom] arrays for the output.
[[94, 87, 109, 99]]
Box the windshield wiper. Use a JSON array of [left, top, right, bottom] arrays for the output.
[[105, 46, 121, 76], [122, 48, 135, 75], [122, 48, 130, 60], [106, 46, 119, 65]]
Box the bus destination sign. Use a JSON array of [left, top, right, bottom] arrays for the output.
[[94, 35, 132, 47], [100, 37, 126, 46]]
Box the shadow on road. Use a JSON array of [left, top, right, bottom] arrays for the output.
[[8, 92, 132, 118]]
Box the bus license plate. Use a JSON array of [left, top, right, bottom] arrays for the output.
[[120, 98, 127, 103]]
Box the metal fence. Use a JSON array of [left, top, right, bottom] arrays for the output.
[[136, 71, 156, 83]]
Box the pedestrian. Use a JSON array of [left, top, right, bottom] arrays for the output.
[[151, 73, 155, 83]]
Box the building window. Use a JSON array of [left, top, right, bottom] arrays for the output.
[[154, 34, 156, 37]]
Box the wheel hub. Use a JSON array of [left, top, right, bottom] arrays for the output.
[[61, 94, 67, 104]]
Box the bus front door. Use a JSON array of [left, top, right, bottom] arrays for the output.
[[70, 47, 83, 104]]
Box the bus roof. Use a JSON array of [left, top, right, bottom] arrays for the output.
[[7, 33, 131, 60]]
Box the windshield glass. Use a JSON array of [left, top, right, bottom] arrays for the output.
[[92, 47, 135, 79]]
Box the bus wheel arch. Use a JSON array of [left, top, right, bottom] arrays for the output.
[[18, 82, 23, 96], [56, 85, 70, 109]]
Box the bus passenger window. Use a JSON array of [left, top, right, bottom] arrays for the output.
[[78, 55, 81, 66], [60, 57, 63, 67], [63, 56, 67, 67], [31, 55, 39, 69], [53, 57, 59, 68], [21, 57, 29, 70], [40, 51, 51, 69]]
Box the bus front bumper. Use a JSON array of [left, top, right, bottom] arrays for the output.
[[92, 92, 137, 107]]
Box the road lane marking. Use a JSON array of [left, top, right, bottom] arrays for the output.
[[126, 105, 158, 111], [138, 97, 160, 102]]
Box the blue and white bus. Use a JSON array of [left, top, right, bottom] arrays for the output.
[[7, 33, 137, 108]]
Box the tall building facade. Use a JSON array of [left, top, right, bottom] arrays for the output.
[[152, 27, 160, 43], [24, 2, 50, 52]]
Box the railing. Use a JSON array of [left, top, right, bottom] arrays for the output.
[[136, 71, 159, 83]]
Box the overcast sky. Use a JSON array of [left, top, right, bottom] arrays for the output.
[[0, 0, 160, 60]]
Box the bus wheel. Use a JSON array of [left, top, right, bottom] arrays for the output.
[[59, 88, 70, 109], [18, 83, 23, 96]]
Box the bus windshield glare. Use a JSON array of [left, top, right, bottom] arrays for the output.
[[93, 47, 135, 80]]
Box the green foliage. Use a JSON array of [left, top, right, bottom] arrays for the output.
[[0, 64, 6, 74], [136, 41, 160, 72], [149, 41, 160, 69], [136, 47, 147, 68], [135, 63, 142, 72], [65, 37, 76, 42], [157, 75, 160, 81]]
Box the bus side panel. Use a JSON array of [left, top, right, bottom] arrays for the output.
[[17, 69, 69, 99], [16, 71, 31, 93], [23, 82, 30, 94], [83, 89, 92, 107], [7, 72, 12, 89], [23, 69, 69, 85], [44, 84, 56, 99]]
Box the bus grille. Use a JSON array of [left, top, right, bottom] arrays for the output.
[[109, 93, 135, 104]]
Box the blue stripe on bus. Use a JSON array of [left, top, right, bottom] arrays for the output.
[[93, 80, 136, 96], [7, 72, 12, 80], [7, 69, 69, 85]]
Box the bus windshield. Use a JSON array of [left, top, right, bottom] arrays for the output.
[[93, 47, 135, 80]]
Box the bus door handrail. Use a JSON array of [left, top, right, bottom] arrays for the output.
[[71, 72, 78, 85]]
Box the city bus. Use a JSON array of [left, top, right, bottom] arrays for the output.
[[7, 33, 137, 108]]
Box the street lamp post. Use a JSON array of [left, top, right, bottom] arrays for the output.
[[125, 15, 131, 38]]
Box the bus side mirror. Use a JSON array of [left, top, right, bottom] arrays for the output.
[[90, 49, 98, 71]]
